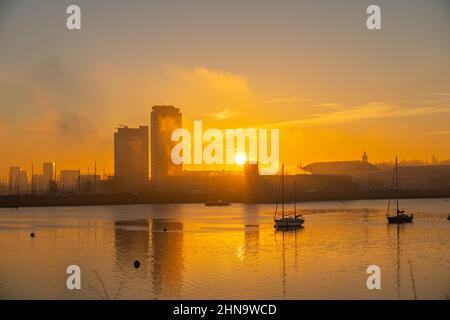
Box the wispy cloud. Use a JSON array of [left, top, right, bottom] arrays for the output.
[[425, 130, 450, 136], [207, 108, 242, 120], [23, 112, 96, 139], [426, 92, 450, 97], [420, 92, 450, 104], [159, 65, 257, 117], [318, 102, 341, 108], [262, 97, 307, 104], [259, 102, 450, 128]]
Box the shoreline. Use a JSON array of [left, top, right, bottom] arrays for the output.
[[1, 190, 449, 208]]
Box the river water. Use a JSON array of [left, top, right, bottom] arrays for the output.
[[0, 198, 449, 299]]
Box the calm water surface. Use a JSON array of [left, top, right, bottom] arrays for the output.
[[0, 198, 449, 299]]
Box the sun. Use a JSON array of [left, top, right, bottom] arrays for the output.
[[235, 153, 247, 165]]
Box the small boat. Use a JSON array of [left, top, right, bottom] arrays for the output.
[[387, 210, 414, 224], [274, 215, 305, 228], [386, 157, 413, 224], [274, 164, 305, 229], [204, 200, 231, 206]]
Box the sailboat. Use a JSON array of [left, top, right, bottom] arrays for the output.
[[274, 164, 305, 228], [387, 157, 414, 224]]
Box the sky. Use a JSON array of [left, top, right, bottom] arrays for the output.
[[0, 0, 449, 177]]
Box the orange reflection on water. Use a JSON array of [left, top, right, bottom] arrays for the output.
[[0, 199, 449, 299]]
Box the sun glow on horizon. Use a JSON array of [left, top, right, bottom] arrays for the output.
[[235, 153, 247, 165]]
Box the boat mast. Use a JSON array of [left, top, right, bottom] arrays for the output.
[[395, 156, 399, 215], [281, 163, 285, 219], [294, 180, 297, 215]]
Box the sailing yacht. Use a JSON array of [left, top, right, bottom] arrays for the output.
[[274, 164, 305, 228], [387, 157, 414, 224]]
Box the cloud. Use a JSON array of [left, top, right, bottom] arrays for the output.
[[207, 108, 242, 120], [23, 112, 97, 139], [164, 66, 252, 96], [260, 102, 450, 128], [262, 97, 307, 105], [157, 65, 257, 119], [425, 130, 450, 136], [420, 92, 450, 104], [427, 92, 450, 97]]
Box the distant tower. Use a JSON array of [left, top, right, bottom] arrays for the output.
[[151, 105, 182, 181], [9, 167, 21, 194], [114, 125, 149, 189], [43, 162, 55, 183], [362, 151, 368, 163], [19, 170, 28, 193]]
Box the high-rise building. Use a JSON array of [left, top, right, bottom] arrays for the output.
[[151, 105, 182, 181], [32, 175, 45, 193], [19, 170, 28, 193], [43, 162, 55, 190], [60, 170, 80, 191], [9, 167, 21, 194], [114, 125, 149, 188]]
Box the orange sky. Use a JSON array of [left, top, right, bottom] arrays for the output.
[[0, 1, 449, 178]]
